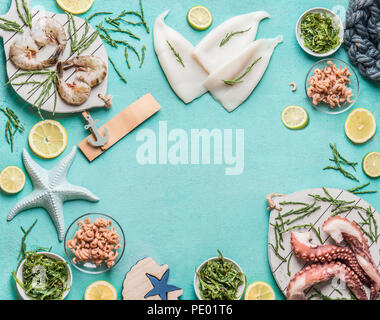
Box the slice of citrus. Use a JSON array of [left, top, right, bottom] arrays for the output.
[[244, 281, 275, 300], [345, 108, 376, 144], [84, 281, 117, 300], [28, 120, 67, 159], [0, 166, 26, 194], [281, 105, 309, 130], [187, 5, 212, 31], [363, 152, 380, 178], [56, 0, 94, 14]]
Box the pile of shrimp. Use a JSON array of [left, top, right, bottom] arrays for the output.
[[66, 217, 121, 268], [307, 61, 353, 108]]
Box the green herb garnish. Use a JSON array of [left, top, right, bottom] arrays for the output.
[[323, 143, 359, 181], [109, 57, 127, 83], [88, 11, 113, 22], [67, 14, 99, 55], [7, 70, 58, 118], [139, 45, 146, 68], [16, 0, 32, 29], [0, 17, 23, 33], [347, 182, 377, 195], [300, 12, 341, 54], [0, 106, 24, 152], [197, 250, 245, 300], [223, 57, 262, 85], [167, 40, 184, 67], [219, 28, 251, 47]]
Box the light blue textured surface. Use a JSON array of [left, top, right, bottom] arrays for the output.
[[0, 0, 379, 300]]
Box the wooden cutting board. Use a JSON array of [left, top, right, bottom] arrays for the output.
[[0, 0, 108, 114], [268, 188, 380, 300]]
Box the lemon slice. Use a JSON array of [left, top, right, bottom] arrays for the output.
[[56, 0, 94, 14], [244, 281, 275, 300], [345, 108, 376, 144], [362, 152, 380, 178], [28, 120, 67, 159], [0, 166, 26, 194], [187, 5, 212, 31], [281, 105, 309, 130], [84, 281, 117, 300]]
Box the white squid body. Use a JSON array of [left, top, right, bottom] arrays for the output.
[[203, 36, 283, 112], [193, 11, 270, 73], [153, 11, 208, 104]]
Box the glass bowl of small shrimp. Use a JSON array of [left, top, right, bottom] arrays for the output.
[[304, 58, 359, 114], [64, 213, 126, 274]]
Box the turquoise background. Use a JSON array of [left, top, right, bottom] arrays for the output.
[[0, 0, 379, 300]]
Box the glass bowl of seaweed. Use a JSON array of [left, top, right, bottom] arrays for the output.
[[64, 213, 126, 274], [15, 252, 72, 300], [296, 7, 344, 57], [193, 250, 247, 300], [304, 58, 360, 115]]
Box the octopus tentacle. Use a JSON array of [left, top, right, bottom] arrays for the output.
[[291, 231, 370, 286], [286, 262, 367, 300], [322, 216, 380, 300]]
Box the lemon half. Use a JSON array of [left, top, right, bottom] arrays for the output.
[[84, 281, 117, 300], [28, 120, 67, 159], [56, 0, 94, 14], [345, 108, 376, 144], [244, 281, 275, 300], [0, 166, 26, 194], [187, 6, 212, 31]]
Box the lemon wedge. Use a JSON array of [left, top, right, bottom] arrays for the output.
[[56, 0, 94, 14], [0, 166, 26, 194], [345, 108, 376, 144], [244, 281, 275, 300], [28, 120, 67, 159], [84, 281, 117, 300]]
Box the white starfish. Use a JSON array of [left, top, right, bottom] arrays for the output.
[[8, 146, 99, 241]]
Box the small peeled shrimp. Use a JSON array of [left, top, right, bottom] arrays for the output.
[[56, 62, 91, 106], [9, 35, 61, 70], [63, 56, 107, 88]]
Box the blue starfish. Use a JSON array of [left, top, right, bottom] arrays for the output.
[[144, 269, 181, 300]]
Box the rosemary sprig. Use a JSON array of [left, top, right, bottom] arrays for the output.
[[0, 17, 23, 33], [220, 28, 251, 47], [68, 14, 99, 55], [139, 45, 146, 68], [167, 40, 184, 67], [223, 57, 262, 85], [109, 57, 127, 83], [16, 0, 32, 28], [323, 143, 359, 181]]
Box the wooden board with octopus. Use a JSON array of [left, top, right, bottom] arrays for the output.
[[0, 0, 108, 114], [268, 188, 380, 300]]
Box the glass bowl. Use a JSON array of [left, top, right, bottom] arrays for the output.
[[64, 213, 126, 274], [304, 58, 359, 114]]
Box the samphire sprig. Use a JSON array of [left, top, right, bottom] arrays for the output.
[[16, 0, 32, 29], [323, 143, 359, 181], [347, 182, 377, 195], [167, 40, 184, 67], [0, 106, 24, 152], [0, 17, 23, 33], [223, 57, 262, 85], [7, 70, 58, 118]]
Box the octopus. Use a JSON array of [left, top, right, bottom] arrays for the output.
[[291, 231, 369, 286], [286, 262, 367, 300], [323, 216, 380, 300]]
